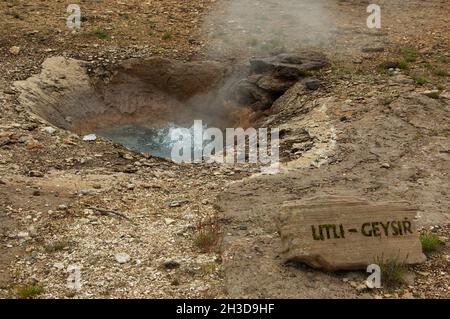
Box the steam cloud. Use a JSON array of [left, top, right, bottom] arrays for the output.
[[203, 0, 335, 59]]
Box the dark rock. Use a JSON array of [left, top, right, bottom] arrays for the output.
[[249, 53, 327, 78], [163, 259, 181, 269], [28, 170, 44, 177], [249, 102, 271, 112], [276, 53, 304, 65], [362, 46, 385, 53], [303, 78, 321, 90], [257, 75, 295, 93], [122, 165, 138, 173], [273, 63, 308, 79], [22, 123, 38, 131], [234, 80, 275, 106], [382, 61, 400, 69], [249, 57, 277, 74]]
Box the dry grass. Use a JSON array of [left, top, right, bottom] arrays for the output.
[[193, 217, 222, 253]]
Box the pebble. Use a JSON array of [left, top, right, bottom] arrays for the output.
[[422, 90, 440, 99], [17, 231, 29, 238], [115, 253, 131, 264], [303, 78, 321, 91], [42, 126, 56, 135], [29, 170, 44, 177], [163, 259, 181, 269], [164, 218, 176, 226], [53, 262, 65, 270], [82, 134, 97, 142], [168, 200, 189, 208], [381, 163, 391, 169], [9, 46, 20, 55]]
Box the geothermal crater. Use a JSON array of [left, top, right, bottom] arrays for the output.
[[14, 53, 327, 158]]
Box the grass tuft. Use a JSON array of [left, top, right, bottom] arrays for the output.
[[376, 256, 407, 290], [94, 27, 109, 39], [420, 232, 442, 254], [15, 284, 44, 299], [401, 47, 420, 63], [193, 218, 221, 253], [44, 241, 68, 253], [412, 73, 428, 85], [162, 32, 173, 41]]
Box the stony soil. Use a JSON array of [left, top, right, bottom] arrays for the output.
[[0, 0, 449, 299]]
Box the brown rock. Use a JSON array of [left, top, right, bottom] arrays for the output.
[[277, 196, 426, 270]]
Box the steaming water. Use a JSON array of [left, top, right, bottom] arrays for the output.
[[96, 123, 208, 159]]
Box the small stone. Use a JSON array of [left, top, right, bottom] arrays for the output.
[[381, 163, 391, 169], [53, 262, 65, 270], [9, 46, 20, 55], [17, 231, 29, 238], [115, 253, 131, 264], [126, 183, 135, 190], [416, 271, 430, 277], [42, 126, 56, 135], [79, 189, 96, 195], [26, 139, 44, 150], [402, 272, 416, 286], [303, 78, 321, 91], [164, 218, 176, 225], [356, 283, 367, 292], [422, 90, 440, 99], [362, 46, 385, 53], [383, 61, 400, 69], [168, 200, 189, 208], [29, 170, 44, 177], [58, 204, 68, 211], [403, 292, 415, 299], [120, 153, 134, 160], [82, 134, 97, 142], [163, 259, 181, 269]]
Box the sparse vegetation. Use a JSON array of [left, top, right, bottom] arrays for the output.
[[377, 256, 407, 290], [7, 11, 23, 20], [44, 240, 68, 253], [401, 47, 420, 63], [94, 27, 109, 39], [412, 73, 428, 85], [433, 68, 448, 77], [200, 261, 218, 275], [420, 232, 442, 254], [15, 284, 44, 299], [382, 96, 394, 106], [162, 32, 173, 41], [398, 60, 409, 70], [193, 218, 221, 253]]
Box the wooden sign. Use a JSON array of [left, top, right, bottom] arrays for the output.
[[277, 196, 426, 270]]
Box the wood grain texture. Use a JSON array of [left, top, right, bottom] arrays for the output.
[[277, 196, 426, 270]]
